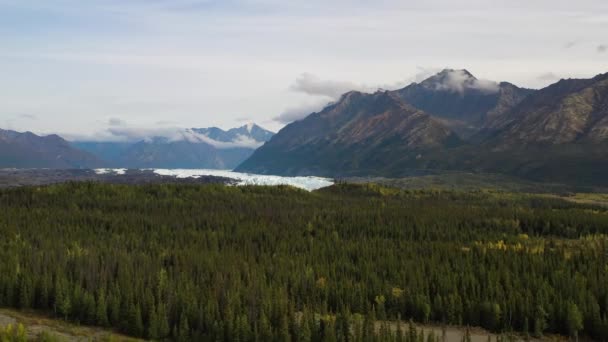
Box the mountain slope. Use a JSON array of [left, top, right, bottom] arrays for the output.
[[238, 71, 608, 186], [0, 129, 102, 168], [113, 137, 224, 169], [482, 72, 608, 147], [392, 69, 533, 137], [409, 72, 608, 185], [71, 141, 133, 163], [75, 124, 274, 169], [236, 91, 460, 176]]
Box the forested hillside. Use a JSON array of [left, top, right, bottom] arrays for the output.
[[1, 183, 608, 341]]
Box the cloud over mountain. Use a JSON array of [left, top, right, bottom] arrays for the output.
[[274, 98, 334, 124], [70, 120, 267, 149], [427, 69, 500, 95], [290, 73, 364, 99], [276, 68, 501, 124]]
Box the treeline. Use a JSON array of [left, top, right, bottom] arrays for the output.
[[0, 182, 608, 340]]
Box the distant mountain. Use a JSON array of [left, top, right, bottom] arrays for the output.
[[74, 124, 274, 169], [0, 129, 102, 168], [71, 141, 133, 163], [238, 70, 608, 186], [236, 91, 460, 176], [193, 123, 274, 144], [392, 69, 533, 137]]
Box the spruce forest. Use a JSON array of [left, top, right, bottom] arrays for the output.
[[1, 182, 608, 341]]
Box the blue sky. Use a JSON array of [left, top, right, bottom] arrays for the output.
[[1, 0, 607, 140]]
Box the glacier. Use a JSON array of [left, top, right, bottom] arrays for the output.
[[94, 168, 333, 191], [94, 168, 127, 175], [153, 169, 333, 191]]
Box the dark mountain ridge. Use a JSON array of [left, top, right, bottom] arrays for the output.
[[0, 129, 102, 168], [236, 91, 460, 176]]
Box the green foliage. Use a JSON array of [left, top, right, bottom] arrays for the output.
[[0, 324, 26, 342], [35, 331, 62, 342], [566, 302, 583, 338], [0, 183, 608, 340]]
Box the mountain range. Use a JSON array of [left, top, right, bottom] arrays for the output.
[[237, 69, 608, 186], [0, 124, 274, 170], [75, 123, 274, 169], [3, 69, 608, 187]]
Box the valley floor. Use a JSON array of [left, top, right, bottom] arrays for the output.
[[0, 308, 568, 342], [0, 308, 141, 341]]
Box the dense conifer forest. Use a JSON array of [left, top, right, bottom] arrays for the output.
[[1, 182, 607, 341]]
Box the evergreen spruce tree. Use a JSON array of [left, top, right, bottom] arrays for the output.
[[95, 291, 109, 327], [178, 311, 190, 342], [532, 305, 547, 338], [158, 304, 171, 339], [321, 319, 337, 342], [259, 311, 273, 342], [127, 303, 144, 337], [566, 303, 583, 342], [108, 293, 121, 326], [279, 314, 291, 342], [147, 304, 159, 340]]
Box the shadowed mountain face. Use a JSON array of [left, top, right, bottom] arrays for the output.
[[483, 72, 608, 147], [392, 69, 534, 137], [238, 70, 608, 186], [74, 124, 275, 170], [0, 129, 102, 168], [110, 137, 225, 169], [236, 91, 461, 176]]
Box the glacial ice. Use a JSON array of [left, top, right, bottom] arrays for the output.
[[94, 168, 127, 175], [94, 168, 333, 191], [152, 169, 334, 191]]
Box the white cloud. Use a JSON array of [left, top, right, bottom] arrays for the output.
[[598, 44, 607, 53], [108, 117, 126, 126], [274, 98, 334, 124], [278, 72, 416, 124], [410, 67, 443, 83], [180, 130, 264, 149], [290, 73, 364, 99], [275, 67, 505, 124], [537, 72, 561, 81], [429, 69, 500, 94], [276, 74, 366, 124], [19, 113, 38, 120]]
